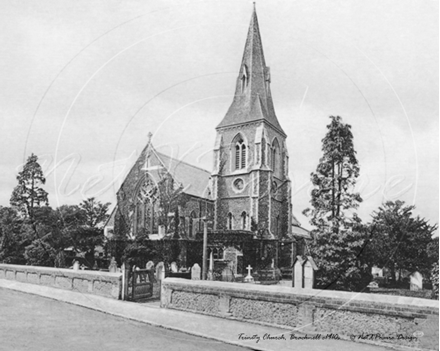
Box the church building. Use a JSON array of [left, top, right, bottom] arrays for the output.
[[106, 6, 310, 274]]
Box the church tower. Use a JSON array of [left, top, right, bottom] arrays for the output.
[[212, 6, 292, 240]]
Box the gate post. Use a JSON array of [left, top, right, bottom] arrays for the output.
[[121, 262, 129, 300]]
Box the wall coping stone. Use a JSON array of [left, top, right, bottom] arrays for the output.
[[0, 264, 121, 280]]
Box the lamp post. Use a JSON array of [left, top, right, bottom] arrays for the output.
[[202, 217, 208, 280]]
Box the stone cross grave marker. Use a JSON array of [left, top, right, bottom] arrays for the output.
[[244, 265, 254, 283], [191, 263, 201, 280]]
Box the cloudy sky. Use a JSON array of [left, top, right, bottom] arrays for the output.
[[0, 0, 438, 231]]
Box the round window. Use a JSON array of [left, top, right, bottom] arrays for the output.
[[233, 178, 245, 191]]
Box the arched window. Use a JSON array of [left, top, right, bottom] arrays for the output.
[[227, 212, 233, 230], [241, 211, 247, 230], [272, 139, 280, 174], [234, 136, 246, 170], [261, 137, 266, 165]]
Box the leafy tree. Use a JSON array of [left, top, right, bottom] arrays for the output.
[[0, 207, 30, 264], [10, 154, 49, 225], [23, 206, 72, 267], [366, 201, 438, 284], [79, 197, 110, 228], [304, 116, 369, 291], [68, 198, 110, 267], [427, 236, 439, 265]]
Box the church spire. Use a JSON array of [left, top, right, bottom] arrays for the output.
[[217, 5, 285, 135]]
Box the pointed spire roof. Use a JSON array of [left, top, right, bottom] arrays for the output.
[[217, 5, 285, 136]]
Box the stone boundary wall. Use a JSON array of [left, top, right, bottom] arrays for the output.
[[161, 278, 439, 350], [0, 264, 122, 299]]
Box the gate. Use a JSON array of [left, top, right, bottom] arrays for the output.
[[122, 265, 154, 301]]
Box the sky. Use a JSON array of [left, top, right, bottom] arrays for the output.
[[0, 0, 438, 232]]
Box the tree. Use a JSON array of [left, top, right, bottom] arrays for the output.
[[10, 154, 49, 225], [68, 198, 110, 267], [23, 206, 72, 267], [304, 116, 369, 291], [366, 201, 438, 284], [0, 207, 30, 264], [304, 116, 362, 233], [79, 197, 110, 228]]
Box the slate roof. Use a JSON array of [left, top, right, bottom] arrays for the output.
[[154, 150, 212, 200], [216, 5, 285, 136]]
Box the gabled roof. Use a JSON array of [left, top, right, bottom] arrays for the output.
[[153, 150, 212, 200], [216, 5, 285, 136]]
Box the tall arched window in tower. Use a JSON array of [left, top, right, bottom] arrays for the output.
[[241, 211, 247, 230], [227, 212, 233, 230], [272, 138, 280, 175], [233, 135, 246, 170]]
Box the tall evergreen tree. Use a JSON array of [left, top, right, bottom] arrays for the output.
[[10, 153, 49, 223], [304, 116, 362, 232], [304, 116, 369, 291]]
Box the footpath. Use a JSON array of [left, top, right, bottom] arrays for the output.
[[0, 279, 393, 351]]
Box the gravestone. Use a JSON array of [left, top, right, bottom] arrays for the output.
[[207, 251, 214, 281], [170, 261, 178, 273], [73, 260, 80, 271], [108, 257, 118, 273], [191, 263, 201, 280], [244, 265, 254, 283], [146, 261, 154, 270], [303, 257, 317, 289], [221, 264, 235, 282], [293, 256, 305, 288], [410, 271, 423, 291], [156, 262, 165, 282]]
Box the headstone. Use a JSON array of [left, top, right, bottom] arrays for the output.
[[207, 251, 214, 280], [73, 260, 80, 271], [170, 261, 178, 273], [303, 257, 317, 289], [293, 256, 305, 288], [244, 265, 254, 283], [156, 262, 165, 282], [191, 263, 201, 280], [146, 261, 154, 270], [221, 265, 235, 282], [410, 271, 423, 291], [108, 257, 118, 273]]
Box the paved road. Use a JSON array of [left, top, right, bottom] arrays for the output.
[[0, 288, 247, 351]]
